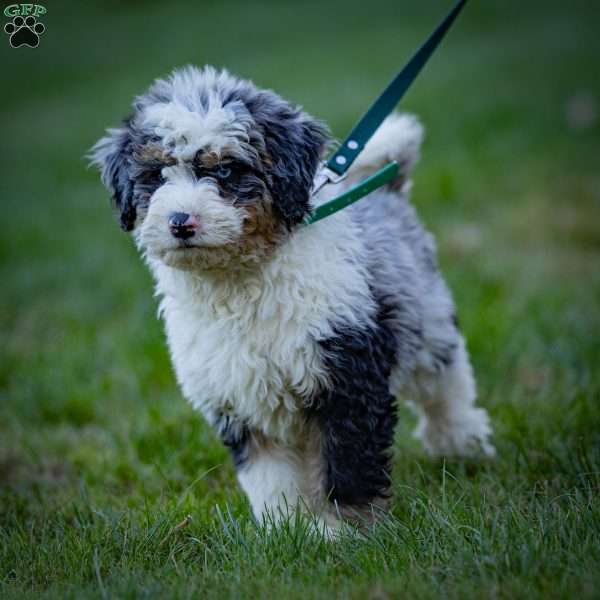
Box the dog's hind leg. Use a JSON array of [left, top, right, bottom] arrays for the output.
[[406, 333, 495, 458]]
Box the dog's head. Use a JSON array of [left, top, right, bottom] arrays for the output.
[[90, 66, 329, 271]]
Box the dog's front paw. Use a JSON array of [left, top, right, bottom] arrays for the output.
[[416, 407, 496, 458]]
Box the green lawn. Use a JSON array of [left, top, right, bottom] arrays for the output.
[[1, 1, 599, 598]]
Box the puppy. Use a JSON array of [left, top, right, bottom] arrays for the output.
[[91, 66, 494, 534]]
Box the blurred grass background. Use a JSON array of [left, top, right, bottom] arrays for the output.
[[1, 0, 599, 598]]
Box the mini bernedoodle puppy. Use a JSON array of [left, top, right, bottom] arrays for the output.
[[91, 66, 494, 535]]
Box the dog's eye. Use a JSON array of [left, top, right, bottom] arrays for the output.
[[216, 166, 232, 180]]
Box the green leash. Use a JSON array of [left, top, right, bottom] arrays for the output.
[[306, 0, 467, 225]]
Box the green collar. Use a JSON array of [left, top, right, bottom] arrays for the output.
[[304, 0, 467, 225]]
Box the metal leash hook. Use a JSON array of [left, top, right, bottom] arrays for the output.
[[310, 164, 348, 197]]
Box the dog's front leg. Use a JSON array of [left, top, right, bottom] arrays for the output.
[[311, 386, 397, 525], [214, 413, 304, 523], [213, 412, 339, 536], [235, 434, 305, 524], [310, 318, 399, 526]]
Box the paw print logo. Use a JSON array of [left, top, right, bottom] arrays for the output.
[[4, 15, 45, 48]]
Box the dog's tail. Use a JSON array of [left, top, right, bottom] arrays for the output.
[[343, 113, 424, 190]]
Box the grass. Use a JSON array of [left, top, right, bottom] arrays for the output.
[[1, 0, 599, 597]]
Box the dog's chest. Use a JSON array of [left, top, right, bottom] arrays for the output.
[[159, 276, 331, 442], [153, 223, 374, 443]]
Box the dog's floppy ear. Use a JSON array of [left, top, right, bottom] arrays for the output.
[[253, 96, 330, 226], [89, 124, 136, 231]]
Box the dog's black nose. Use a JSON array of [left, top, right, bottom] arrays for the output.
[[168, 212, 198, 239]]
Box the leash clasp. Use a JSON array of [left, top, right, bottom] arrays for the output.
[[311, 164, 348, 197]]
